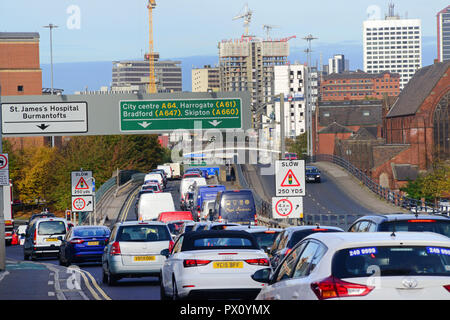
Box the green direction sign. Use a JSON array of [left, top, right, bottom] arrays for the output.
[[120, 98, 242, 131]]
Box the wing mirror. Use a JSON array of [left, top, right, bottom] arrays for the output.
[[160, 248, 170, 258], [251, 268, 272, 284]]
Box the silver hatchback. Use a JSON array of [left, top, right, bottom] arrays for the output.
[[102, 221, 172, 286]]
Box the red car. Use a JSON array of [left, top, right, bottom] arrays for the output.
[[157, 211, 194, 223], [182, 173, 201, 179], [284, 152, 298, 160]]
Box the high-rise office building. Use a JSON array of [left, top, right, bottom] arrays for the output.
[[437, 5, 450, 62], [192, 65, 220, 92], [218, 37, 289, 126], [112, 54, 182, 93], [328, 54, 346, 74], [363, 5, 422, 89]]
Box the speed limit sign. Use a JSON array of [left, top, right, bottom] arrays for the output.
[[272, 197, 303, 219], [71, 196, 93, 212]]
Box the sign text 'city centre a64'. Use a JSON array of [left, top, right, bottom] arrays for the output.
[[120, 98, 242, 131]]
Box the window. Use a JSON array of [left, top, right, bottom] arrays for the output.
[[292, 241, 327, 278], [433, 92, 450, 160], [275, 241, 308, 282], [17, 85, 24, 92]]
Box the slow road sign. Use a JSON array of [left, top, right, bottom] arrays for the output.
[[275, 160, 305, 196], [119, 98, 242, 131]]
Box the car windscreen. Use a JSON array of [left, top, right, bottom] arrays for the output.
[[379, 220, 450, 238], [38, 221, 66, 235], [117, 225, 171, 242], [306, 168, 319, 173], [142, 185, 158, 191], [287, 229, 342, 249], [220, 192, 256, 222], [73, 228, 109, 237], [252, 231, 281, 248], [332, 246, 450, 278]]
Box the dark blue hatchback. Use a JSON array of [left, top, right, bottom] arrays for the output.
[[59, 226, 111, 266]]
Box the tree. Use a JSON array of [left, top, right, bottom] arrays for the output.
[[285, 133, 307, 159]]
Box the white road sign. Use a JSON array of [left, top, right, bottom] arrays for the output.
[[272, 197, 303, 219], [71, 171, 93, 195], [0, 154, 9, 186], [275, 160, 305, 196], [71, 195, 94, 212], [1, 102, 88, 134]]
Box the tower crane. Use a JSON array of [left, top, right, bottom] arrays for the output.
[[147, 0, 157, 94], [233, 3, 252, 36], [262, 24, 279, 40]]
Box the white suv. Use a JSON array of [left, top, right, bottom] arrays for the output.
[[255, 232, 450, 300]]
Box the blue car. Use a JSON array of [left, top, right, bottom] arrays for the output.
[[59, 225, 111, 266], [305, 165, 321, 183]]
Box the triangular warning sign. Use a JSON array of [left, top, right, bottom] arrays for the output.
[[281, 169, 301, 187], [75, 177, 89, 190]]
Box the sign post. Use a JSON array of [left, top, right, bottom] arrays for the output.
[[0, 86, 4, 271], [71, 170, 94, 225]]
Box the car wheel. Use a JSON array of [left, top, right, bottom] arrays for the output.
[[107, 271, 118, 286], [102, 269, 108, 284], [172, 277, 180, 300], [31, 253, 37, 261], [160, 277, 169, 300], [23, 252, 29, 261]]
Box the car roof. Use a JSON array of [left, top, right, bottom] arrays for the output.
[[35, 217, 67, 223], [304, 232, 450, 250], [72, 225, 109, 230], [117, 220, 166, 226], [225, 225, 282, 233], [283, 225, 344, 232], [353, 213, 450, 223]]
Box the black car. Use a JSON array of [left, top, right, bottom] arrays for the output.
[[305, 166, 321, 183], [348, 213, 450, 238], [268, 225, 343, 268]]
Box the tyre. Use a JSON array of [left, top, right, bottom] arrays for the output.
[[160, 280, 169, 300], [23, 252, 30, 261], [102, 269, 108, 284], [107, 271, 118, 286], [172, 277, 180, 300]]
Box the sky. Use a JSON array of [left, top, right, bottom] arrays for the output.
[[1, 0, 448, 64]]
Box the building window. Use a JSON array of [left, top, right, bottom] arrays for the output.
[[17, 85, 24, 92], [433, 92, 450, 160]]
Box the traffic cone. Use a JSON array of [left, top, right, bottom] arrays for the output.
[[11, 231, 19, 245]]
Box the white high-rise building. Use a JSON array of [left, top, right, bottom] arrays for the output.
[[263, 64, 308, 141], [328, 54, 346, 74], [363, 8, 421, 89]]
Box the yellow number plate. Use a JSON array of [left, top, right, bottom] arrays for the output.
[[213, 261, 243, 269], [133, 256, 155, 261], [46, 238, 58, 242], [87, 241, 99, 246]]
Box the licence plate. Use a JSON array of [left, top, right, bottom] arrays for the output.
[[87, 241, 99, 246], [133, 256, 155, 261], [213, 261, 243, 269], [46, 238, 58, 242]]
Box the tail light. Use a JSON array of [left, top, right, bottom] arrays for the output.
[[70, 239, 84, 244], [444, 285, 450, 293], [408, 219, 436, 223], [183, 259, 211, 268], [110, 242, 121, 255], [168, 240, 174, 253], [5, 220, 12, 227], [33, 229, 37, 245], [311, 276, 374, 300], [245, 258, 269, 266], [254, 215, 258, 225]]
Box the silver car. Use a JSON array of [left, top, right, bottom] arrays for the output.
[[102, 221, 172, 286]]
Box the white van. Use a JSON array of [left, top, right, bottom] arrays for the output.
[[138, 192, 175, 221], [144, 173, 164, 189], [179, 177, 207, 203], [157, 165, 173, 180], [164, 163, 181, 179]]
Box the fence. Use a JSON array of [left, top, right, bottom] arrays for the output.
[[311, 154, 449, 216]]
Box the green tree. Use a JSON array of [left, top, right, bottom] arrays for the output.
[[285, 133, 307, 160]]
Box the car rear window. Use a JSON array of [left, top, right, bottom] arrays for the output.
[[38, 221, 66, 235], [288, 229, 342, 249], [117, 225, 170, 242], [168, 222, 185, 234], [73, 228, 109, 237], [193, 237, 254, 248], [252, 231, 281, 248], [332, 246, 450, 278], [379, 220, 450, 238]]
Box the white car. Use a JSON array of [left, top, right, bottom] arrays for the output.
[[102, 221, 173, 286], [160, 230, 271, 300], [254, 232, 450, 300]]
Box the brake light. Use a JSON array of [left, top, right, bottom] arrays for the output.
[[312, 228, 329, 231], [264, 230, 276, 234], [254, 215, 258, 225], [70, 239, 84, 244], [33, 229, 37, 245], [168, 240, 174, 253], [245, 258, 269, 266], [444, 285, 450, 293], [5, 220, 12, 226], [110, 242, 121, 255], [183, 259, 211, 267], [311, 276, 374, 300], [408, 219, 436, 223]]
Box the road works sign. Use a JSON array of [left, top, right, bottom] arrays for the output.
[[275, 160, 305, 196], [1, 102, 87, 134], [272, 197, 303, 219], [119, 98, 242, 131], [72, 195, 93, 212], [71, 171, 93, 196]]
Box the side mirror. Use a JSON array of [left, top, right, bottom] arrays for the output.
[[251, 268, 272, 284], [57, 236, 63, 241], [160, 248, 170, 258]]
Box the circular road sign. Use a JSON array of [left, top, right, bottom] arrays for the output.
[[0, 154, 8, 170], [275, 198, 293, 217], [72, 197, 86, 211]]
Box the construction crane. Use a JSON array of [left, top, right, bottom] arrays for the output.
[[147, 0, 157, 94], [262, 24, 279, 40], [233, 3, 252, 36]]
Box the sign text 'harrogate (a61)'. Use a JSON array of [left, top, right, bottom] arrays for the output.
[[119, 98, 242, 131]]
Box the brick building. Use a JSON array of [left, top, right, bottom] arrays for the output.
[[320, 71, 400, 101], [371, 60, 450, 189], [0, 32, 48, 150]]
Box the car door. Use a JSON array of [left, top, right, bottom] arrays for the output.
[[277, 240, 328, 300], [162, 235, 184, 295]]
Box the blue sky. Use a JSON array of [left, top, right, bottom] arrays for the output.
[[1, 0, 448, 64]]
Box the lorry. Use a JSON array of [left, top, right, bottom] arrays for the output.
[[3, 180, 13, 245], [164, 163, 181, 180]]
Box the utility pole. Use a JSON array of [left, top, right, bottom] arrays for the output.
[[0, 85, 4, 271], [303, 34, 318, 158], [279, 93, 285, 160], [43, 24, 58, 148]]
